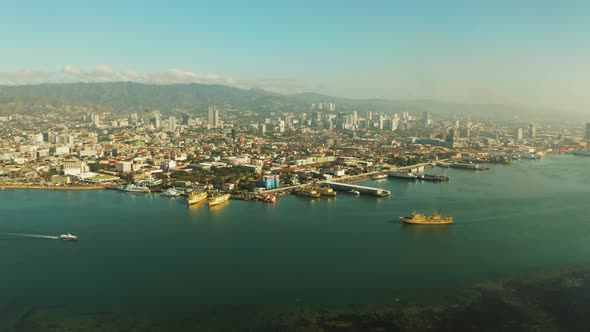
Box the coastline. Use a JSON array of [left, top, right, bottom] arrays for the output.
[[0, 184, 106, 191]]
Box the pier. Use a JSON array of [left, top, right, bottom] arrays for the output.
[[324, 181, 391, 197]]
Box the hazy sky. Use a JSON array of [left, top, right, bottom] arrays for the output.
[[2, 1, 590, 111]]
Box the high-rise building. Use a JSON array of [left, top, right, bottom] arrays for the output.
[[168, 116, 176, 132], [585, 123, 590, 140], [422, 112, 432, 126], [515, 128, 523, 140], [528, 124, 536, 139], [207, 105, 220, 129], [182, 114, 190, 125], [446, 128, 459, 147]]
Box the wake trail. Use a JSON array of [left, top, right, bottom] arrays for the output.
[[0, 233, 59, 239]]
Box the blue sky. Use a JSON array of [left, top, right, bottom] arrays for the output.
[[2, 1, 590, 110]]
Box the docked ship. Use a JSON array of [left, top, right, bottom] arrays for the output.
[[573, 151, 590, 157], [371, 173, 388, 180], [59, 233, 78, 241], [418, 174, 449, 182], [160, 188, 181, 197], [400, 212, 454, 225], [316, 186, 337, 196], [522, 154, 541, 160], [118, 184, 150, 193], [388, 172, 419, 179], [208, 193, 231, 207], [187, 191, 208, 205], [293, 188, 321, 198], [450, 162, 489, 170]]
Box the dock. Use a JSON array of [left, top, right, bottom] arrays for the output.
[[324, 181, 391, 197]]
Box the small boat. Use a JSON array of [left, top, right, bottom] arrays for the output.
[[59, 233, 78, 241], [371, 173, 388, 180], [160, 188, 181, 197], [348, 189, 360, 196]]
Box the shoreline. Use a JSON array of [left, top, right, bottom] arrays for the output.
[[0, 185, 106, 191]]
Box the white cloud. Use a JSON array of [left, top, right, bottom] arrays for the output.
[[0, 66, 312, 95]]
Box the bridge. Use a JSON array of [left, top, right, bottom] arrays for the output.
[[324, 181, 391, 197]]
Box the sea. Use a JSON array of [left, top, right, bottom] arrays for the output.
[[1, 154, 589, 331]]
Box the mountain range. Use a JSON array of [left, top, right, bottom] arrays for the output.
[[0, 82, 583, 123]]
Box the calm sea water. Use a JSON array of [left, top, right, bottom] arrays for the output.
[[1, 155, 589, 328]]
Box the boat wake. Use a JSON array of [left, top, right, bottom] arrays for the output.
[[1, 233, 59, 240]]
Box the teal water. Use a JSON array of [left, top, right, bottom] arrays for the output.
[[1, 155, 589, 328]]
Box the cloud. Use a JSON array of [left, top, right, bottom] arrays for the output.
[[0, 66, 313, 95]]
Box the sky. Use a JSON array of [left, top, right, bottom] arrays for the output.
[[1, 0, 590, 111]]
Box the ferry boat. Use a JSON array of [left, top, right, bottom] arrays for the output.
[[400, 212, 453, 225], [316, 186, 337, 196], [118, 184, 150, 193], [59, 233, 78, 241], [388, 172, 418, 179], [293, 188, 321, 198], [208, 193, 231, 207], [160, 188, 181, 197], [371, 173, 388, 180], [187, 191, 208, 205]]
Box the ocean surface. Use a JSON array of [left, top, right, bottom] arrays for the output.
[[1, 154, 589, 331]]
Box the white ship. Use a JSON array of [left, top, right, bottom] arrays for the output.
[[118, 184, 150, 193], [59, 233, 78, 241], [160, 188, 181, 197]]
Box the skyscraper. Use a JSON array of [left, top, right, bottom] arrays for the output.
[[515, 128, 523, 140], [207, 105, 220, 129], [528, 124, 536, 139], [586, 123, 590, 140], [422, 112, 431, 126], [168, 116, 176, 132]]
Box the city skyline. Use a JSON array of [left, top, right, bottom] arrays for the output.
[[2, 1, 590, 113]]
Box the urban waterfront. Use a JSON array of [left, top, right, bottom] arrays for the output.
[[1, 155, 590, 331]]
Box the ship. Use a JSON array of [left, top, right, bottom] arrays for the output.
[[160, 188, 181, 197], [118, 184, 150, 193], [293, 188, 321, 198], [59, 233, 78, 241], [400, 212, 453, 225], [450, 162, 489, 170], [388, 172, 419, 179], [573, 151, 590, 157], [187, 191, 208, 205], [522, 154, 541, 160], [316, 186, 337, 196], [371, 173, 388, 180], [208, 193, 231, 207], [418, 174, 449, 182]]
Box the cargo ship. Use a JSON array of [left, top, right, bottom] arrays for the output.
[[418, 174, 449, 182], [293, 188, 321, 198], [187, 191, 208, 205], [316, 186, 337, 196], [208, 193, 231, 207], [400, 212, 453, 225], [388, 172, 419, 179], [450, 162, 489, 170]]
